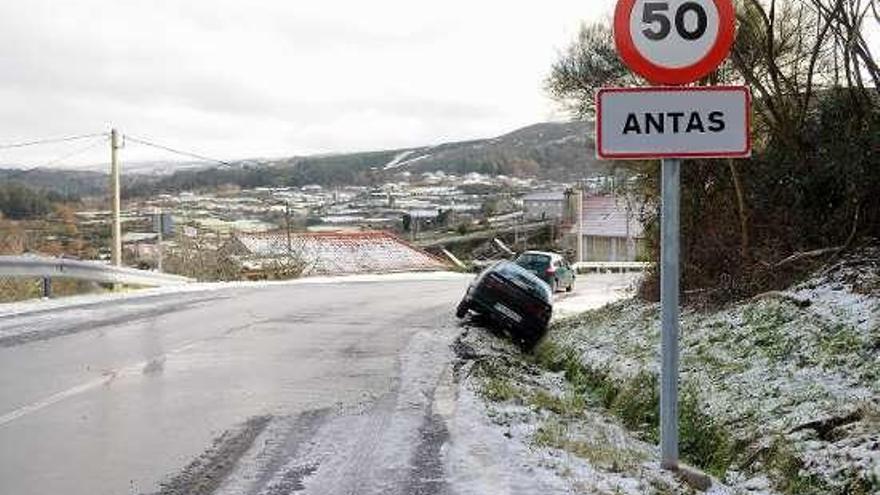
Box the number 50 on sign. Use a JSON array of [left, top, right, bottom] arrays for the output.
[[614, 0, 736, 85]]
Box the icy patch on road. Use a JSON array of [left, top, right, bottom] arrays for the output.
[[150, 415, 273, 495], [210, 315, 461, 495]]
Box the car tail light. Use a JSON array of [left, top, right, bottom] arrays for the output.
[[545, 267, 556, 275]]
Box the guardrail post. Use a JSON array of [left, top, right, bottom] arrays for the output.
[[41, 277, 52, 299]]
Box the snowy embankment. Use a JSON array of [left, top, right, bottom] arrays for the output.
[[541, 250, 880, 493], [450, 327, 739, 494]]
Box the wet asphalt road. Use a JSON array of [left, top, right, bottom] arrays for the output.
[[0, 276, 470, 495]]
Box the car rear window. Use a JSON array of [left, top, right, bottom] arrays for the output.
[[515, 253, 550, 270], [493, 262, 552, 302]]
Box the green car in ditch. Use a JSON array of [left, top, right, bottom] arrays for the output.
[[514, 250, 576, 293]]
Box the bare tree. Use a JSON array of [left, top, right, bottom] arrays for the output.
[[164, 235, 242, 281], [546, 22, 641, 118], [547, 0, 880, 303]]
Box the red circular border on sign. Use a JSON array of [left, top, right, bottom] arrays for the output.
[[614, 0, 736, 85]]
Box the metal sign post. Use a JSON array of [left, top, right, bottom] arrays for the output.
[[602, 0, 744, 472], [660, 158, 680, 468]]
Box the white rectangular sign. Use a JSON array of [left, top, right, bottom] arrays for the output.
[[596, 86, 751, 160]]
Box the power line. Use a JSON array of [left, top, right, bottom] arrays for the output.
[[9, 135, 109, 171], [42, 135, 109, 168], [123, 135, 236, 167], [0, 133, 107, 150]]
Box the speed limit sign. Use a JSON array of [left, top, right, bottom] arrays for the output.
[[614, 0, 736, 84], [605, 0, 745, 476]]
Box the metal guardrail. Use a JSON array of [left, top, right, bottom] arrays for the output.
[[0, 256, 192, 287], [573, 261, 652, 273], [415, 220, 552, 249]]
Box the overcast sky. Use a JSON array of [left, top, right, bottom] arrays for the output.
[[0, 0, 616, 169]]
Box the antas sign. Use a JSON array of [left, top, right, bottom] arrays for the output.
[[614, 0, 736, 84], [602, 0, 749, 474], [596, 86, 751, 159], [599, 0, 748, 159]]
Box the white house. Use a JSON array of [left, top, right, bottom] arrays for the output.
[[522, 191, 566, 221], [571, 195, 646, 262]]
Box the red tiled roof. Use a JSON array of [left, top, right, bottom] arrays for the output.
[[233, 230, 447, 275]]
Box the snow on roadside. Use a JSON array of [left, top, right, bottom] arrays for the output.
[[448, 326, 748, 494]]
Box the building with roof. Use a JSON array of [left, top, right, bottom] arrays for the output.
[[570, 194, 646, 262], [223, 231, 448, 278], [522, 191, 566, 220]]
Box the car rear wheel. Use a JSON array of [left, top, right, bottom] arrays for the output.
[[455, 301, 470, 318], [566, 279, 575, 292]]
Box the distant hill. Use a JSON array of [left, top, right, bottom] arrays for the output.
[[378, 121, 599, 178], [4, 121, 603, 197]]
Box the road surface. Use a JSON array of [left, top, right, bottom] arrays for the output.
[[0, 271, 639, 495], [0, 275, 470, 495]]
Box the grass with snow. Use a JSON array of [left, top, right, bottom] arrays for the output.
[[458, 327, 728, 494], [536, 252, 880, 494]]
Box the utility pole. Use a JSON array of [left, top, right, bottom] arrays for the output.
[[110, 129, 122, 267], [411, 213, 419, 242], [514, 221, 520, 249], [285, 202, 292, 256], [576, 187, 585, 262], [155, 208, 164, 273]]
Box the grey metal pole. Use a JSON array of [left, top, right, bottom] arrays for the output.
[[110, 129, 122, 268], [285, 202, 292, 257], [577, 188, 585, 262], [157, 210, 164, 273], [660, 158, 681, 470]]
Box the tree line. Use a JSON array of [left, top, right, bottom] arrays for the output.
[[0, 183, 75, 220]]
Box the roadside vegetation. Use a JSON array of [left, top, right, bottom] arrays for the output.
[[0, 198, 111, 303], [0, 278, 107, 303], [529, 250, 879, 493], [456, 329, 694, 494], [548, 0, 879, 303], [532, 2, 880, 489]]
